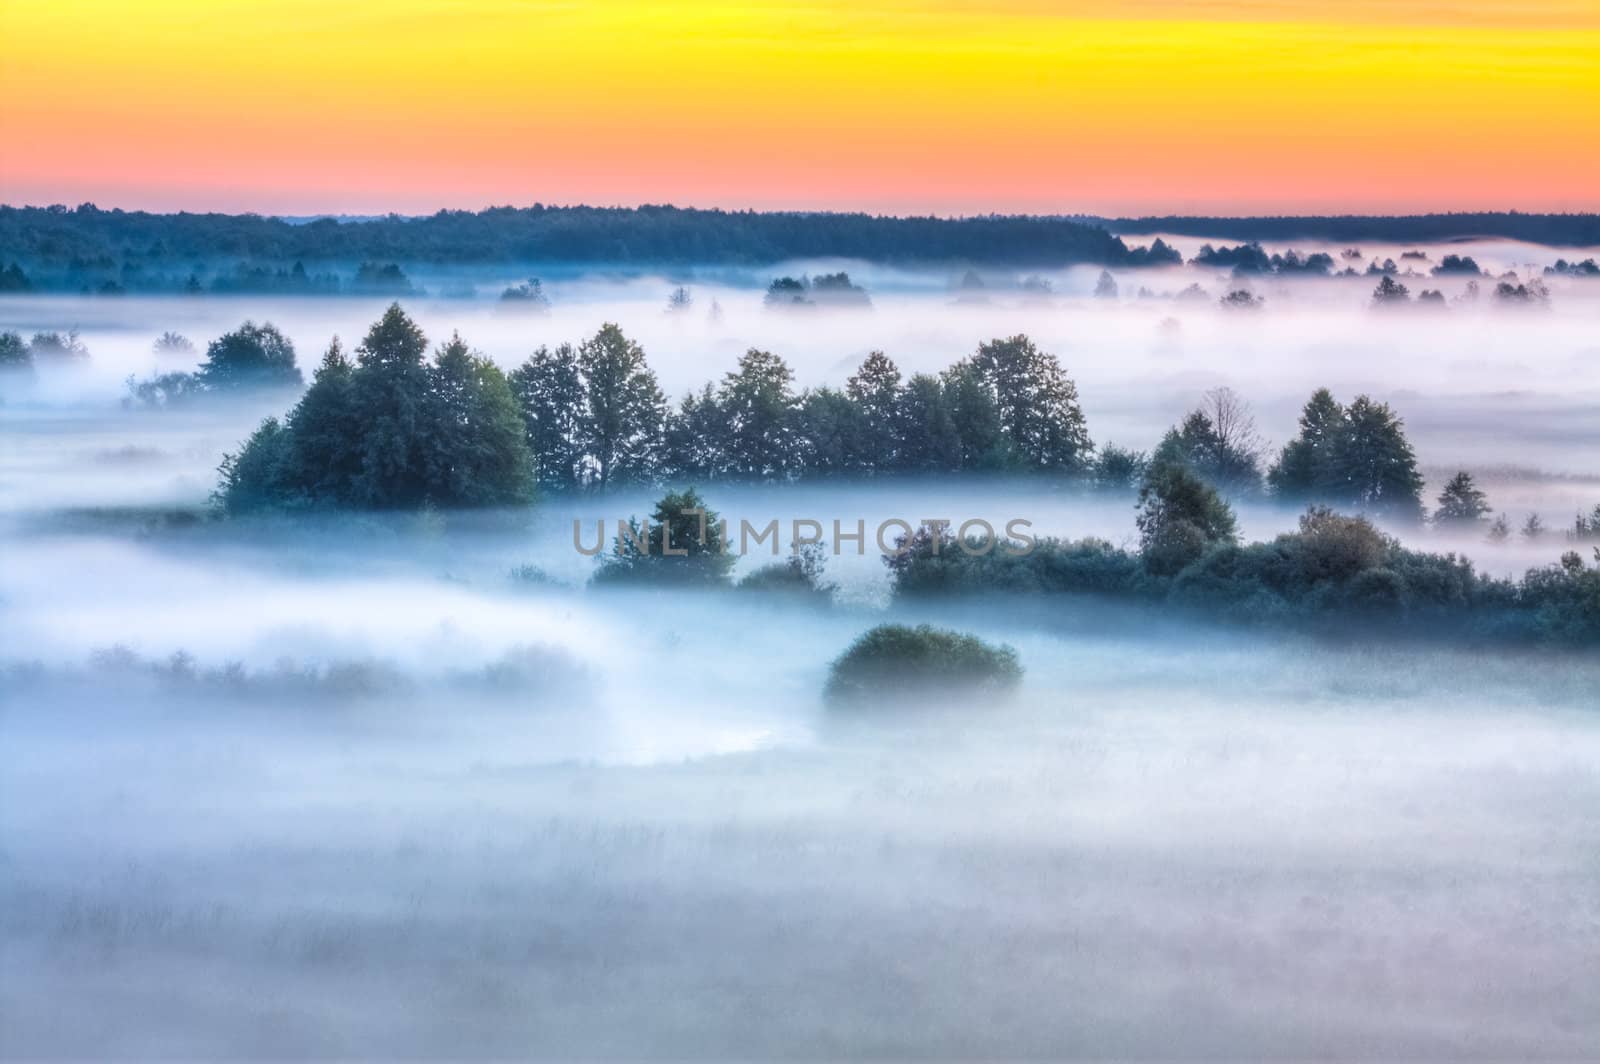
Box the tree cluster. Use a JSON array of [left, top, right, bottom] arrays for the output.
[[887, 481, 1600, 649], [215, 306, 532, 512]]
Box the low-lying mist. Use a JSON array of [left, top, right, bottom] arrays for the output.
[[2, 240, 1598, 1057]]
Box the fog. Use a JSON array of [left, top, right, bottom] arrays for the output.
[[3, 241, 1599, 1056]]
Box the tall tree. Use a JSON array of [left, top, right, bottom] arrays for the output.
[[577, 323, 665, 490], [896, 373, 961, 473], [941, 357, 1009, 471], [846, 350, 903, 473], [1331, 395, 1426, 520], [1136, 464, 1239, 575], [349, 303, 432, 507], [1268, 388, 1345, 500], [424, 333, 535, 506], [792, 387, 865, 478], [284, 338, 361, 501], [974, 335, 1092, 474], [662, 385, 729, 482], [509, 344, 587, 493], [718, 348, 797, 480]]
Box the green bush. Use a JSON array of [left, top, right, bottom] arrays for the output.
[[590, 488, 737, 588], [824, 624, 1023, 705]]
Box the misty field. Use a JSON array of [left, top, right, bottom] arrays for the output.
[[3, 240, 1599, 1057]]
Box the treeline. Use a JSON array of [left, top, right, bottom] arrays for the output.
[[883, 477, 1600, 648], [215, 304, 1099, 510], [551, 475, 1599, 648], [209, 304, 1600, 542], [1104, 212, 1600, 248], [0, 204, 1172, 288]]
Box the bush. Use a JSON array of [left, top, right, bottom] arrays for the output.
[[591, 488, 737, 588], [824, 624, 1022, 705], [737, 542, 835, 604]]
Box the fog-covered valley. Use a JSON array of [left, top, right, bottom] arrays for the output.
[[3, 239, 1599, 1056]]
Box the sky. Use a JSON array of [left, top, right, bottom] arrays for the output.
[[1, 0, 1596, 217]]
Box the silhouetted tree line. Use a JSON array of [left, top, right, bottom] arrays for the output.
[[1105, 212, 1600, 247], [216, 306, 1101, 510], [0, 204, 1182, 292]]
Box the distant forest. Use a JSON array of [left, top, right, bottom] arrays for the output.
[[1102, 212, 1600, 247], [0, 203, 1145, 277], [3, 204, 1594, 296]]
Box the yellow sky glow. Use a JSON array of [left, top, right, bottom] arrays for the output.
[[1, 1, 1595, 214]]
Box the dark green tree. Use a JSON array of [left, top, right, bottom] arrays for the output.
[[348, 303, 432, 507], [1268, 388, 1345, 500], [592, 488, 736, 587], [846, 350, 904, 473], [941, 357, 1009, 471], [1434, 471, 1491, 528], [718, 348, 797, 480], [973, 335, 1092, 474], [1330, 396, 1426, 520], [198, 321, 302, 390], [663, 384, 728, 481], [509, 344, 587, 493], [214, 417, 294, 513], [423, 333, 535, 506], [283, 338, 362, 500], [578, 323, 664, 490], [895, 373, 961, 472], [792, 387, 865, 477], [1136, 463, 1239, 575]]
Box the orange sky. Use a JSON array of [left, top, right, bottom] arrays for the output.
[[1, 0, 1596, 216]]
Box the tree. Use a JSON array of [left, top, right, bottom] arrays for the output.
[[764, 277, 812, 308], [718, 348, 797, 480], [423, 333, 535, 506], [198, 321, 302, 390], [1331, 396, 1425, 519], [941, 358, 1009, 471], [0, 331, 32, 378], [509, 344, 587, 493], [28, 330, 88, 363], [348, 303, 432, 507], [1094, 444, 1148, 492], [1371, 275, 1411, 306], [577, 323, 665, 490], [499, 278, 550, 311], [1094, 270, 1118, 299], [1219, 289, 1263, 311], [1268, 388, 1345, 500], [214, 417, 294, 513], [895, 373, 961, 473], [1161, 387, 1264, 495], [666, 286, 693, 314], [973, 335, 1092, 474], [1522, 513, 1546, 540], [592, 488, 736, 587], [846, 350, 903, 473], [153, 331, 196, 358], [1136, 464, 1239, 575], [283, 339, 362, 501], [792, 387, 865, 478], [662, 385, 728, 481], [1487, 514, 1511, 543], [1434, 471, 1492, 528]]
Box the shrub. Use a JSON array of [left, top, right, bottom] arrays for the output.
[[824, 624, 1022, 705], [591, 488, 737, 588], [737, 542, 835, 604]]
